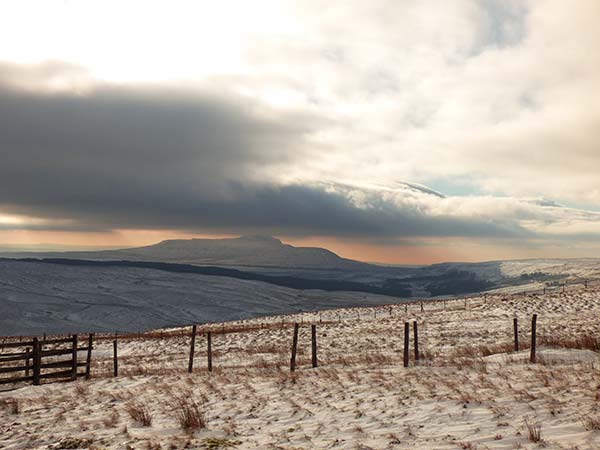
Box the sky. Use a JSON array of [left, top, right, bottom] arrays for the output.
[[0, 0, 599, 264]]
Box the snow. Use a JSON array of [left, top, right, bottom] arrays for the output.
[[0, 260, 401, 336], [2, 285, 600, 449]]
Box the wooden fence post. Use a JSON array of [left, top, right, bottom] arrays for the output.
[[403, 322, 410, 368], [188, 325, 197, 373], [71, 334, 78, 381], [420, 301, 424, 313], [25, 346, 31, 377], [530, 314, 537, 363], [311, 324, 318, 368], [413, 321, 419, 362], [113, 339, 118, 377], [513, 318, 519, 352], [207, 331, 213, 372], [85, 333, 93, 380], [32, 337, 41, 386], [290, 323, 299, 372]]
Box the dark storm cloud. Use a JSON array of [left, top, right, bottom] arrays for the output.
[[0, 61, 530, 239]]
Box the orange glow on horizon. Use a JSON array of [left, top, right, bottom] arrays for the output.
[[0, 229, 237, 249], [1, 230, 599, 264]]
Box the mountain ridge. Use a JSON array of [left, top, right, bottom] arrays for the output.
[[0, 235, 373, 271]]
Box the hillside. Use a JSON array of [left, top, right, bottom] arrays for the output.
[[2, 286, 600, 449], [0, 259, 401, 336], [2, 237, 600, 302]]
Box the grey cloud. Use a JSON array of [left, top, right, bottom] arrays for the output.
[[0, 62, 535, 239]]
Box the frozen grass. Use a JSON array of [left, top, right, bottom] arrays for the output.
[[2, 285, 600, 448]]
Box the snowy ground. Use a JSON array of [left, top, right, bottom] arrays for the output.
[[2, 286, 600, 449], [0, 260, 403, 336]]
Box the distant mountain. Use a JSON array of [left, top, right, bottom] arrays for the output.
[[2, 237, 600, 299], [0, 236, 373, 271], [116, 236, 372, 269]]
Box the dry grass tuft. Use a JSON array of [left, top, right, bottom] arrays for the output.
[[524, 417, 542, 442], [172, 395, 207, 431], [125, 401, 153, 427], [580, 413, 600, 431], [0, 397, 19, 414]]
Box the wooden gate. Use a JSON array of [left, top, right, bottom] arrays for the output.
[[0, 334, 93, 386]]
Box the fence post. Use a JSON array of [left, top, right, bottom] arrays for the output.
[[32, 337, 41, 386], [71, 334, 78, 381], [25, 346, 31, 377], [85, 334, 93, 380], [530, 314, 537, 363], [207, 331, 212, 372], [413, 321, 419, 362], [403, 322, 410, 368], [113, 339, 118, 377], [420, 301, 424, 313], [513, 318, 519, 352], [290, 323, 299, 372], [188, 325, 197, 374], [311, 324, 318, 368]]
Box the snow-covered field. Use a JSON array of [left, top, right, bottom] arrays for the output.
[[0, 260, 403, 336], [2, 285, 600, 449]]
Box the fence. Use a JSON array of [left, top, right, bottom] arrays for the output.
[[0, 334, 93, 386], [0, 278, 598, 385]]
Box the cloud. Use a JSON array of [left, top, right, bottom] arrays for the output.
[[0, 1, 599, 253], [0, 61, 320, 228], [0, 62, 596, 245], [236, 0, 600, 206]]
